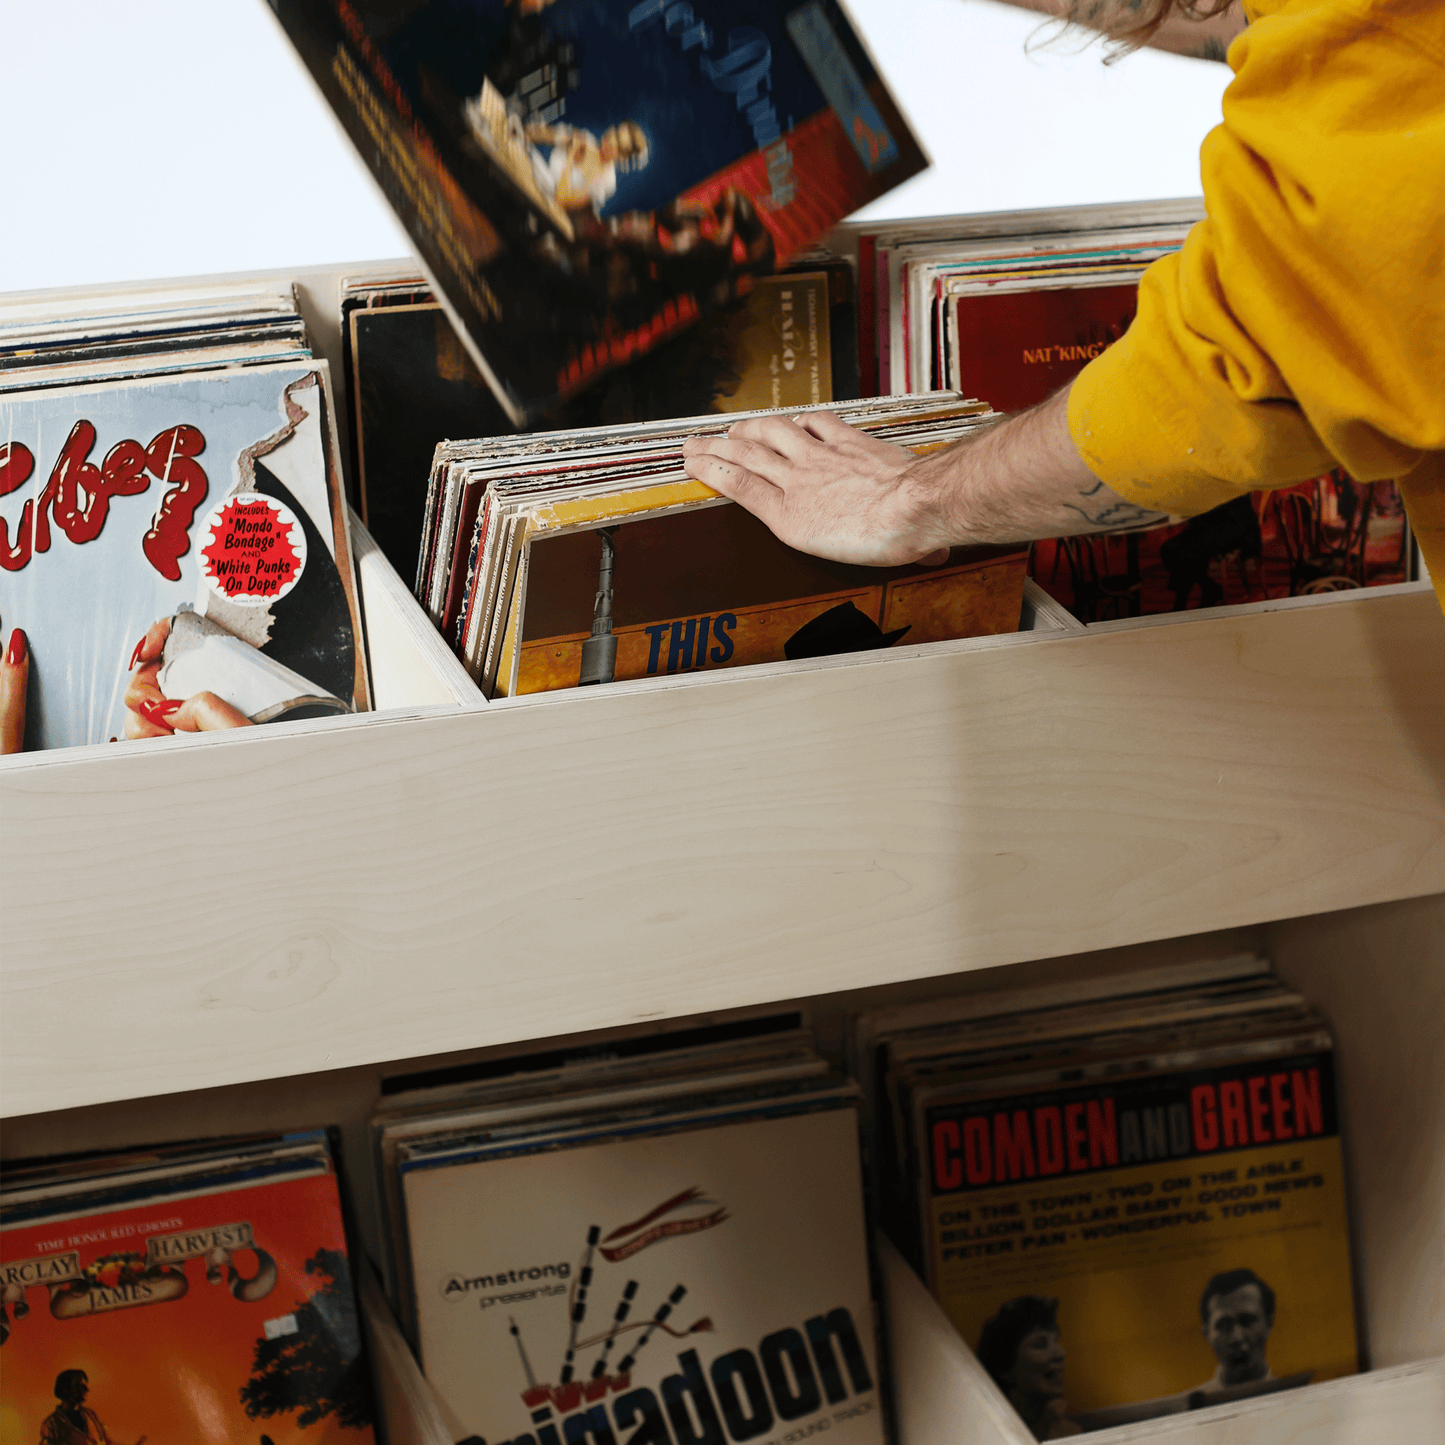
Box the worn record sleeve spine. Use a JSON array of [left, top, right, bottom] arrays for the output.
[[481, 516, 524, 699], [428, 472, 465, 623], [415, 463, 444, 600], [441, 481, 486, 650], [465, 500, 507, 682], [460, 502, 493, 678], [856, 235, 878, 397], [880, 250, 894, 395], [315, 360, 375, 712]]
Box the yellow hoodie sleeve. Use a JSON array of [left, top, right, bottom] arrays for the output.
[[1066, 0, 1445, 605]]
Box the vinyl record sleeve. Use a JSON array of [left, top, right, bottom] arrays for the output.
[[0, 1139, 376, 1445], [0, 360, 369, 751], [911, 1041, 1358, 1430], [401, 1105, 883, 1445], [426, 392, 992, 680], [846, 954, 1272, 1169], [512, 496, 1029, 696], [372, 1045, 828, 1321], [268, 0, 924, 425], [345, 270, 838, 586]]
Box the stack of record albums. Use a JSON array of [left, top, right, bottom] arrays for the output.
[[0, 1132, 376, 1445], [0, 969, 1364, 1445], [0, 284, 368, 753], [370, 1022, 884, 1445], [413, 393, 1030, 697], [340, 259, 858, 587], [850, 954, 1361, 1439], [852, 202, 1415, 621]]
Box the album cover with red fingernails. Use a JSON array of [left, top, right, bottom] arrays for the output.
[[0, 361, 370, 752]]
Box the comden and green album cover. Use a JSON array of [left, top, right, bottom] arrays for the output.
[[919, 1050, 1358, 1436]]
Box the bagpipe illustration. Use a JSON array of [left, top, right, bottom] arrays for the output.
[[0, 1222, 276, 1342], [511, 1191, 729, 1413]]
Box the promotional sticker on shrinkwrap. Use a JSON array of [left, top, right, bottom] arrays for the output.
[[199, 492, 308, 608]]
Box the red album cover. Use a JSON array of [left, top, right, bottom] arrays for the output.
[[933, 279, 1411, 619], [1030, 473, 1413, 622], [1, 1167, 375, 1445], [950, 282, 1141, 414]]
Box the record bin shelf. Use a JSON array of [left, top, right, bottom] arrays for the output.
[[2, 264, 1443, 1445]]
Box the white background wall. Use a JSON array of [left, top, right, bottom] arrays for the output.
[[0, 0, 1231, 293]]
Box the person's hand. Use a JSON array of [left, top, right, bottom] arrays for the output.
[[682, 389, 1165, 558], [1, 627, 28, 755], [123, 618, 253, 739], [681, 411, 955, 566]]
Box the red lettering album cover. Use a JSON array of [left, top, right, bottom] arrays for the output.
[[0, 362, 368, 751], [933, 279, 1414, 621], [1, 1141, 375, 1445], [915, 1046, 1358, 1435]]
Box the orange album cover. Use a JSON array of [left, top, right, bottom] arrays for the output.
[[514, 500, 1028, 695], [1, 1160, 374, 1445]]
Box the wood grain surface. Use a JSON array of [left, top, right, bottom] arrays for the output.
[[1084, 1360, 1445, 1445], [3, 586, 1443, 1118], [879, 1234, 1035, 1445], [1270, 895, 1445, 1372], [352, 512, 481, 711]]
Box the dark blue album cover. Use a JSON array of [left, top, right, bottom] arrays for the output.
[[269, 0, 923, 423]]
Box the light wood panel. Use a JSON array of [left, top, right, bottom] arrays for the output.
[[0, 928, 1267, 1283], [360, 1265, 455, 1445], [1087, 1361, 1445, 1445], [3, 586, 1443, 1118], [879, 1235, 1034, 1445], [1268, 895, 1445, 1370], [352, 512, 481, 711]]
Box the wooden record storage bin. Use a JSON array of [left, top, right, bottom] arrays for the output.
[[2, 261, 1442, 1445]]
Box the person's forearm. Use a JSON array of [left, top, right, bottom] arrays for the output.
[[915, 387, 1169, 544], [678, 386, 1168, 568]]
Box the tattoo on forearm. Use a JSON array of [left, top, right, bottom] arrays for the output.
[[1194, 35, 1228, 60], [1064, 482, 1169, 531]]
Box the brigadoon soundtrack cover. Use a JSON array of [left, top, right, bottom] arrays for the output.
[[269, 0, 924, 423], [0, 1162, 375, 1445], [402, 1107, 884, 1445], [918, 1049, 1358, 1435], [0, 363, 367, 752]]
